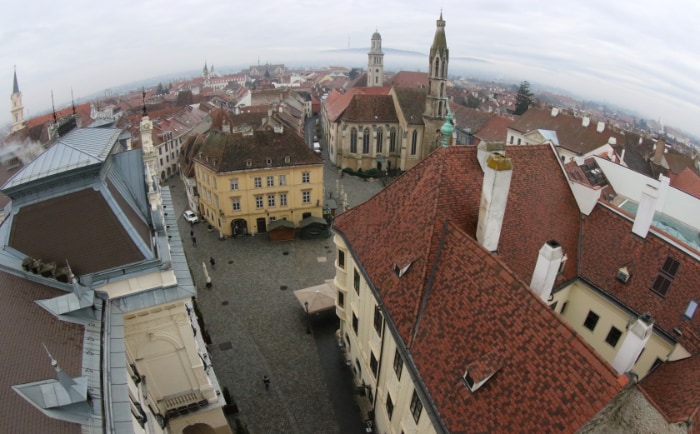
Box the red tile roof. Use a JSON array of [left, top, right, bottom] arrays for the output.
[[580, 205, 700, 353], [449, 103, 494, 133], [0, 271, 83, 434], [324, 88, 391, 122], [510, 108, 624, 155], [638, 354, 700, 425], [476, 115, 514, 143], [333, 145, 619, 431], [670, 167, 700, 199], [341, 95, 398, 123], [385, 71, 429, 89]]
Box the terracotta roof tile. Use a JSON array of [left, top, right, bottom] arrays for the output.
[[9, 188, 146, 275], [511, 108, 623, 155], [670, 167, 700, 199], [393, 88, 427, 125], [580, 205, 700, 351], [638, 354, 700, 424], [0, 271, 83, 434], [385, 71, 429, 89], [341, 95, 398, 123], [476, 115, 514, 142], [333, 145, 619, 431]]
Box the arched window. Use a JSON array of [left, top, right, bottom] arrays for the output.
[[411, 130, 418, 155], [434, 58, 440, 77], [441, 59, 447, 77], [363, 128, 370, 154], [440, 82, 445, 98], [350, 128, 357, 153], [389, 128, 397, 153], [376, 128, 383, 153]]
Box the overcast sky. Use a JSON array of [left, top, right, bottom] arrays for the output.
[[2, 0, 700, 138]]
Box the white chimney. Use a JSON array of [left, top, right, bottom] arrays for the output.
[[632, 184, 659, 238], [476, 154, 513, 251], [530, 240, 564, 301], [620, 149, 626, 164], [477, 141, 506, 173], [551, 107, 559, 117], [596, 121, 605, 133], [656, 174, 670, 212], [608, 136, 616, 145], [582, 116, 590, 127], [612, 314, 654, 374]]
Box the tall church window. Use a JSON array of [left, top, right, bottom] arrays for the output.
[[350, 128, 358, 153], [434, 58, 440, 77], [376, 128, 383, 153], [389, 128, 397, 153], [411, 130, 418, 155], [440, 82, 445, 98], [442, 59, 447, 77], [363, 128, 370, 154]]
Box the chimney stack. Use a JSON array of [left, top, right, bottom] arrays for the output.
[[477, 142, 506, 172], [476, 154, 513, 251], [596, 121, 605, 133], [632, 184, 658, 238], [582, 116, 590, 127], [530, 240, 564, 301], [612, 313, 654, 374], [551, 107, 559, 117]]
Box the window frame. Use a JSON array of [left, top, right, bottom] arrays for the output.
[[583, 310, 600, 331], [605, 326, 622, 347], [409, 390, 423, 423], [393, 349, 403, 380]]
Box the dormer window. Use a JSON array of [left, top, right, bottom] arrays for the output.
[[266, 157, 272, 167], [463, 352, 502, 393], [284, 155, 291, 163], [246, 159, 253, 168], [392, 261, 413, 277]]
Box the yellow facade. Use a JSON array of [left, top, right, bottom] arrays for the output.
[[551, 280, 685, 379], [195, 161, 324, 236]]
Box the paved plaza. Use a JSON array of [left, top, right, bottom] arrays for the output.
[[170, 153, 383, 433]]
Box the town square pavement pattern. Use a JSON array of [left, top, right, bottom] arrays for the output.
[[170, 154, 383, 433]]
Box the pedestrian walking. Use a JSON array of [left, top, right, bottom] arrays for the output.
[[263, 375, 270, 390], [190, 230, 194, 238], [209, 257, 216, 270], [192, 236, 197, 247]]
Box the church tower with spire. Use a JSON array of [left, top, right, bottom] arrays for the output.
[[10, 67, 26, 133], [367, 30, 384, 87], [422, 13, 449, 151], [139, 90, 160, 210]]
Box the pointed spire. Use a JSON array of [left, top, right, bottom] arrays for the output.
[[51, 90, 57, 125], [71, 88, 76, 115], [12, 65, 19, 94], [43, 343, 77, 391], [142, 87, 147, 116]]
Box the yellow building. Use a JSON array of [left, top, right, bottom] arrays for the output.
[[194, 126, 324, 236]]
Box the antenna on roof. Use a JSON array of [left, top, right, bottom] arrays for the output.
[[51, 90, 57, 125], [43, 343, 58, 367], [142, 87, 147, 116]]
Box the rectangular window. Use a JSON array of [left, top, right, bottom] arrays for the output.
[[583, 310, 600, 331], [302, 191, 310, 203], [232, 198, 241, 211], [338, 250, 345, 269], [279, 174, 286, 185], [267, 195, 275, 207], [373, 305, 383, 336], [254, 177, 262, 188], [353, 269, 360, 294], [352, 312, 359, 334], [605, 326, 622, 347], [393, 349, 403, 380], [280, 193, 288, 206], [230, 179, 238, 190], [560, 301, 568, 315], [410, 390, 423, 423], [255, 195, 263, 209], [386, 393, 394, 420], [370, 352, 378, 377], [685, 300, 698, 319], [302, 172, 310, 183], [652, 256, 680, 297], [267, 176, 274, 187], [338, 291, 345, 308]]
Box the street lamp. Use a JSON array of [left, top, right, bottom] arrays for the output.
[[304, 301, 311, 334]]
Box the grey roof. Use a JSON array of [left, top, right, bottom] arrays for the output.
[[3, 128, 122, 190]]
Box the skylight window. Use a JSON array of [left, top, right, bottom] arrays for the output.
[[684, 300, 698, 320]]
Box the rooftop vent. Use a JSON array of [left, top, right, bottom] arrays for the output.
[[551, 107, 559, 117], [582, 116, 590, 127], [616, 266, 631, 283], [597, 121, 605, 133]]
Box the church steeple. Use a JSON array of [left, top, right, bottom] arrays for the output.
[[367, 30, 384, 87], [424, 12, 449, 120], [10, 66, 26, 133]]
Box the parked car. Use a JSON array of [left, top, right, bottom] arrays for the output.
[[183, 210, 199, 224], [313, 141, 321, 154]]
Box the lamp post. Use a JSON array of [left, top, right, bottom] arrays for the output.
[[304, 301, 311, 334]]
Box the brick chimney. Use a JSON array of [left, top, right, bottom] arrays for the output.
[[529, 240, 564, 301], [632, 184, 658, 238], [476, 154, 512, 251], [612, 313, 654, 374]]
